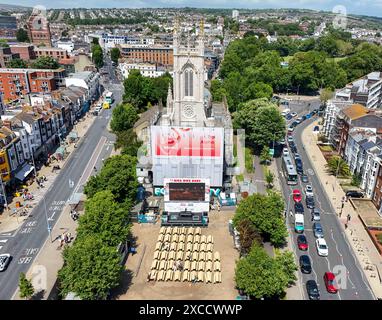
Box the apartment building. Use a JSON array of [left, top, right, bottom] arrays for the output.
[[373, 165, 382, 215], [322, 99, 353, 142], [65, 71, 100, 102], [0, 68, 66, 101], [0, 47, 20, 68], [119, 44, 173, 67], [119, 62, 172, 79], [33, 47, 70, 61], [335, 72, 382, 109]]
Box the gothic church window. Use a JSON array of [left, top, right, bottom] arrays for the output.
[[184, 69, 193, 97]]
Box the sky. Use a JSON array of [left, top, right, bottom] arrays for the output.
[[4, 0, 382, 18]]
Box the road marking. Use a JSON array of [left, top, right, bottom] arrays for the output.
[[20, 227, 34, 234], [0, 239, 8, 243], [25, 221, 37, 227], [48, 211, 56, 221], [0, 246, 2, 250], [18, 256, 33, 264]]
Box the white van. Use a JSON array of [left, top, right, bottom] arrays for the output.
[[94, 105, 102, 115], [294, 213, 304, 233], [281, 108, 291, 116]]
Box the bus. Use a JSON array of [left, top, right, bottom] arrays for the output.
[[105, 91, 114, 104], [282, 154, 298, 185]]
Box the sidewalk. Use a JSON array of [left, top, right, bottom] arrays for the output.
[[269, 160, 304, 300], [302, 120, 382, 299], [0, 111, 98, 235]]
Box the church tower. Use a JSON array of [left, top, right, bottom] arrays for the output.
[[169, 18, 207, 127]]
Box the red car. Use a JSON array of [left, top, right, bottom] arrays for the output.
[[324, 272, 338, 294], [297, 235, 308, 250], [293, 189, 302, 203]]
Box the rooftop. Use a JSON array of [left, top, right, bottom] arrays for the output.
[[342, 104, 368, 120]]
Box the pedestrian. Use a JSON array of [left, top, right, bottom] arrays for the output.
[[347, 214, 351, 222], [345, 223, 348, 230], [290, 210, 293, 217], [94, 166, 97, 172]]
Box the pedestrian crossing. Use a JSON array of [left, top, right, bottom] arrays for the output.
[[0, 239, 8, 252]]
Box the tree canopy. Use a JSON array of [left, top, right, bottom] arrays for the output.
[[233, 192, 287, 247], [58, 235, 123, 300], [31, 56, 60, 69], [6, 58, 28, 68], [235, 243, 297, 299], [16, 28, 29, 42], [110, 47, 120, 64], [19, 272, 34, 299], [234, 99, 286, 150], [84, 154, 138, 204], [110, 103, 139, 133], [77, 190, 131, 247], [91, 42, 103, 68]]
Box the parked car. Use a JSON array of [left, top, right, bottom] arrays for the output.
[[291, 112, 297, 117], [278, 139, 286, 146], [294, 202, 304, 214], [346, 190, 364, 198], [287, 126, 294, 134], [306, 280, 320, 300], [296, 162, 303, 174], [288, 136, 294, 144], [299, 255, 312, 274], [301, 174, 309, 183], [301, 115, 307, 121], [286, 114, 293, 120], [296, 117, 303, 124], [283, 148, 289, 157], [306, 196, 315, 209], [293, 189, 302, 202], [324, 272, 338, 293], [0, 254, 11, 272], [311, 208, 321, 221], [297, 234, 308, 250], [294, 153, 301, 161], [290, 144, 298, 153], [305, 185, 314, 197], [291, 121, 299, 127], [316, 238, 328, 256], [313, 222, 324, 238]]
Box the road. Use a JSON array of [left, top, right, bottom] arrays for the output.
[[275, 102, 374, 300], [0, 61, 123, 299]]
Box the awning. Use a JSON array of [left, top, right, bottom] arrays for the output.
[[15, 163, 35, 181]]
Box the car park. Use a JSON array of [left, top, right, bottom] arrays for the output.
[[293, 189, 302, 202], [345, 190, 364, 198], [311, 208, 321, 221], [324, 272, 338, 293], [316, 238, 328, 256], [306, 196, 315, 209], [301, 174, 309, 183], [291, 112, 297, 117], [313, 222, 324, 238], [299, 255, 312, 274], [306, 280, 320, 300], [0, 254, 11, 272], [294, 202, 304, 214], [305, 185, 314, 197], [297, 234, 308, 250]]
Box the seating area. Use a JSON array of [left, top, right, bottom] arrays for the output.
[[148, 226, 222, 284]]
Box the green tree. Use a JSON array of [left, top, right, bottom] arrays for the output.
[[265, 170, 274, 189], [19, 272, 34, 299], [236, 218, 262, 256], [91, 42, 103, 68], [84, 155, 138, 204], [351, 172, 362, 187], [0, 39, 9, 47], [274, 251, 298, 286], [260, 146, 272, 164], [58, 235, 123, 300], [235, 243, 296, 299], [6, 58, 28, 68], [16, 28, 29, 42], [326, 156, 351, 177], [234, 99, 286, 150], [115, 129, 143, 157], [233, 192, 287, 247], [77, 190, 131, 247], [31, 56, 60, 69], [244, 82, 273, 101], [320, 88, 334, 105], [110, 103, 139, 133], [110, 47, 120, 64]]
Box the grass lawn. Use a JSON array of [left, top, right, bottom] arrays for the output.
[[245, 147, 254, 173]]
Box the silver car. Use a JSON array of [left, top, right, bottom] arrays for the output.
[[313, 222, 324, 238], [0, 253, 11, 272], [312, 208, 321, 221]]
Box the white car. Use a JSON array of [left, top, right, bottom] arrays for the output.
[[305, 185, 314, 197], [283, 148, 289, 157], [316, 238, 328, 257], [0, 253, 11, 272], [291, 112, 298, 117]]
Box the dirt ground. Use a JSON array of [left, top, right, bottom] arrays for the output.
[[115, 209, 239, 300]]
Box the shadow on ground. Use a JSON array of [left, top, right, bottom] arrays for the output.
[[109, 269, 134, 300]]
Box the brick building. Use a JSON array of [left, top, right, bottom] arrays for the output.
[[0, 47, 20, 68], [27, 12, 52, 48], [33, 47, 69, 61], [9, 44, 36, 61], [0, 68, 66, 101], [119, 44, 173, 66]]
